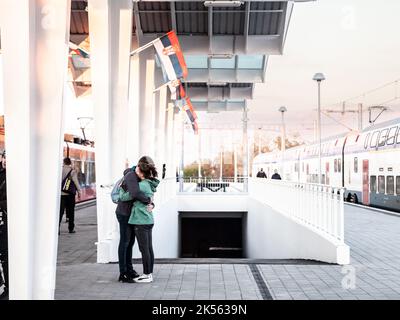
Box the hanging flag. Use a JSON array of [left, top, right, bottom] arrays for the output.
[[192, 121, 199, 135], [69, 41, 90, 58], [153, 31, 188, 82], [169, 79, 186, 100], [182, 98, 198, 123]]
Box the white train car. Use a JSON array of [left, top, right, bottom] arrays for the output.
[[252, 118, 400, 212]]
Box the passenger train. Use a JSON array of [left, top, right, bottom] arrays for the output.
[[0, 126, 96, 203], [252, 118, 400, 212]]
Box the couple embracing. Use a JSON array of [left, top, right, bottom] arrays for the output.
[[115, 156, 159, 283]]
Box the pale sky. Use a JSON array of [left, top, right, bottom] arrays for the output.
[[248, 0, 400, 140]]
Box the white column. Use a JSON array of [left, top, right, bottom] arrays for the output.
[[165, 102, 175, 178], [234, 144, 238, 183], [154, 69, 167, 169], [88, 0, 133, 263], [0, 0, 71, 299], [126, 54, 140, 164], [242, 106, 249, 192], [138, 50, 156, 158], [197, 132, 202, 179]]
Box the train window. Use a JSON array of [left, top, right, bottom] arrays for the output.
[[378, 175, 385, 194], [387, 176, 394, 195], [378, 129, 389, 147], [396, 176, 400, 195], [364, 133, 370, 149], [354, 157, 358, 173], [370, 131, 379, 148], [334, 159, 338, 172], [338, 159, 342, 173], [370, 176, 377, 193], [387, 126, 398, 145]]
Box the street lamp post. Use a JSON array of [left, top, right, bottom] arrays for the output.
[[313, 72, 325, 184], [278, 106, 287, 176]]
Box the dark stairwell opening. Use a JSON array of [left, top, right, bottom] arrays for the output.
[[179, 212, 246, 258]]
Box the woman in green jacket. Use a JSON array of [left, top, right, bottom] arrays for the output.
[[119, 156, 159, 283]]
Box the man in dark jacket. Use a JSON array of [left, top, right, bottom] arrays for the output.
[[271, 169, 282, 180], [256, 168, 267, 178], [115, 164, 153, 283], [0, 151, 8, 299]]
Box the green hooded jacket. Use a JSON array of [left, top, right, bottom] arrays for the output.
[[119, 177, 160, 225]]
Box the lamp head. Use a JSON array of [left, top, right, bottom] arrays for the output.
[[313, 73, 325, 82], [278, 106, 287, 113]]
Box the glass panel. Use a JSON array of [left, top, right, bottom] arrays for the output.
[[338, 158, 342, 173], [387, 127, 397, 145], [354, 157, 358, 173], [397, 176, 400, 195], [237, 55, 264, 69], [387, 176, 394, 195], [370, 176, 377, 193], [370, 131, 379, 147], [185, 55, 208, 69], [210, 57, 236, 69], [334, 159, 337, 172], [378, 129, 389, 146], [378, 175, 385, 194]]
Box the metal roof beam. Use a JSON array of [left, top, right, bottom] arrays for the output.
[[243, 1, 250, 53], [170, 1, 177, 31], [133, 1, 143, 46], [140, 34, 281, 54]]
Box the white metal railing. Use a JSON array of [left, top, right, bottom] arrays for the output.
[[181, 176, 247, 193], [249, 178, 345, 243]]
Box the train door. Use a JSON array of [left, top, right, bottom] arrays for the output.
[[326, 162, 330, 185], [362, 159, 369, 205]]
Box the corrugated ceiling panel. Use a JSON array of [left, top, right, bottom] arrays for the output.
[[139, 1, 171, 33], [213, 5, 245, 35], [176, 2, 208, 35], [70, 1, 89, 35], [249, 1, 283, 35]]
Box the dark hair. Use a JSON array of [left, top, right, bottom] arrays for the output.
[[138, 156, 158, 179], [63, 157, 72, 165]]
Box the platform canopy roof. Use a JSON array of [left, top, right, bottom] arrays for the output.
[[69, 0, 310, 113]]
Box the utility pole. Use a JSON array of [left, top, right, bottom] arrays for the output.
[[242, 105, 249, 192], [358, 103, 363, 131]]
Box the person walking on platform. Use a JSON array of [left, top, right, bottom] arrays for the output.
[[271, 169, 282, 180], [256, 168, 267, 178], [115, 157, 154, 283], [0, 150, 8, 300], [59, 157, 81, 234]]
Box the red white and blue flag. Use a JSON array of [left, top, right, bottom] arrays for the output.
[[192, 121, 199, 135], [154, 31, 188, 82], [169, 79, 186, 101], [69, 41, 90, 58], [182, 98, 198, 123]]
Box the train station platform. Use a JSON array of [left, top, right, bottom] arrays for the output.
[[54, 203, 400, 300]]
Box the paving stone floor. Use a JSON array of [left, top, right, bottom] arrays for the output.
[[55, 203, 400, 300]]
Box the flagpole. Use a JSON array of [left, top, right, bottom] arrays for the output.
[[153, 80, 173, 93], [129, 39, 159, 56]]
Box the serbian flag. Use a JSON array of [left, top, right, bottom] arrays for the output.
[[69, 41, 90, 58], [169, 79, 186, 100], [154, 31, 188, 82], [192, 121, 199, 135], [182, 98, 198, 123]]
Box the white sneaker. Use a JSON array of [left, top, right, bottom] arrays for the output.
[[134, 274, 153, 283]]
